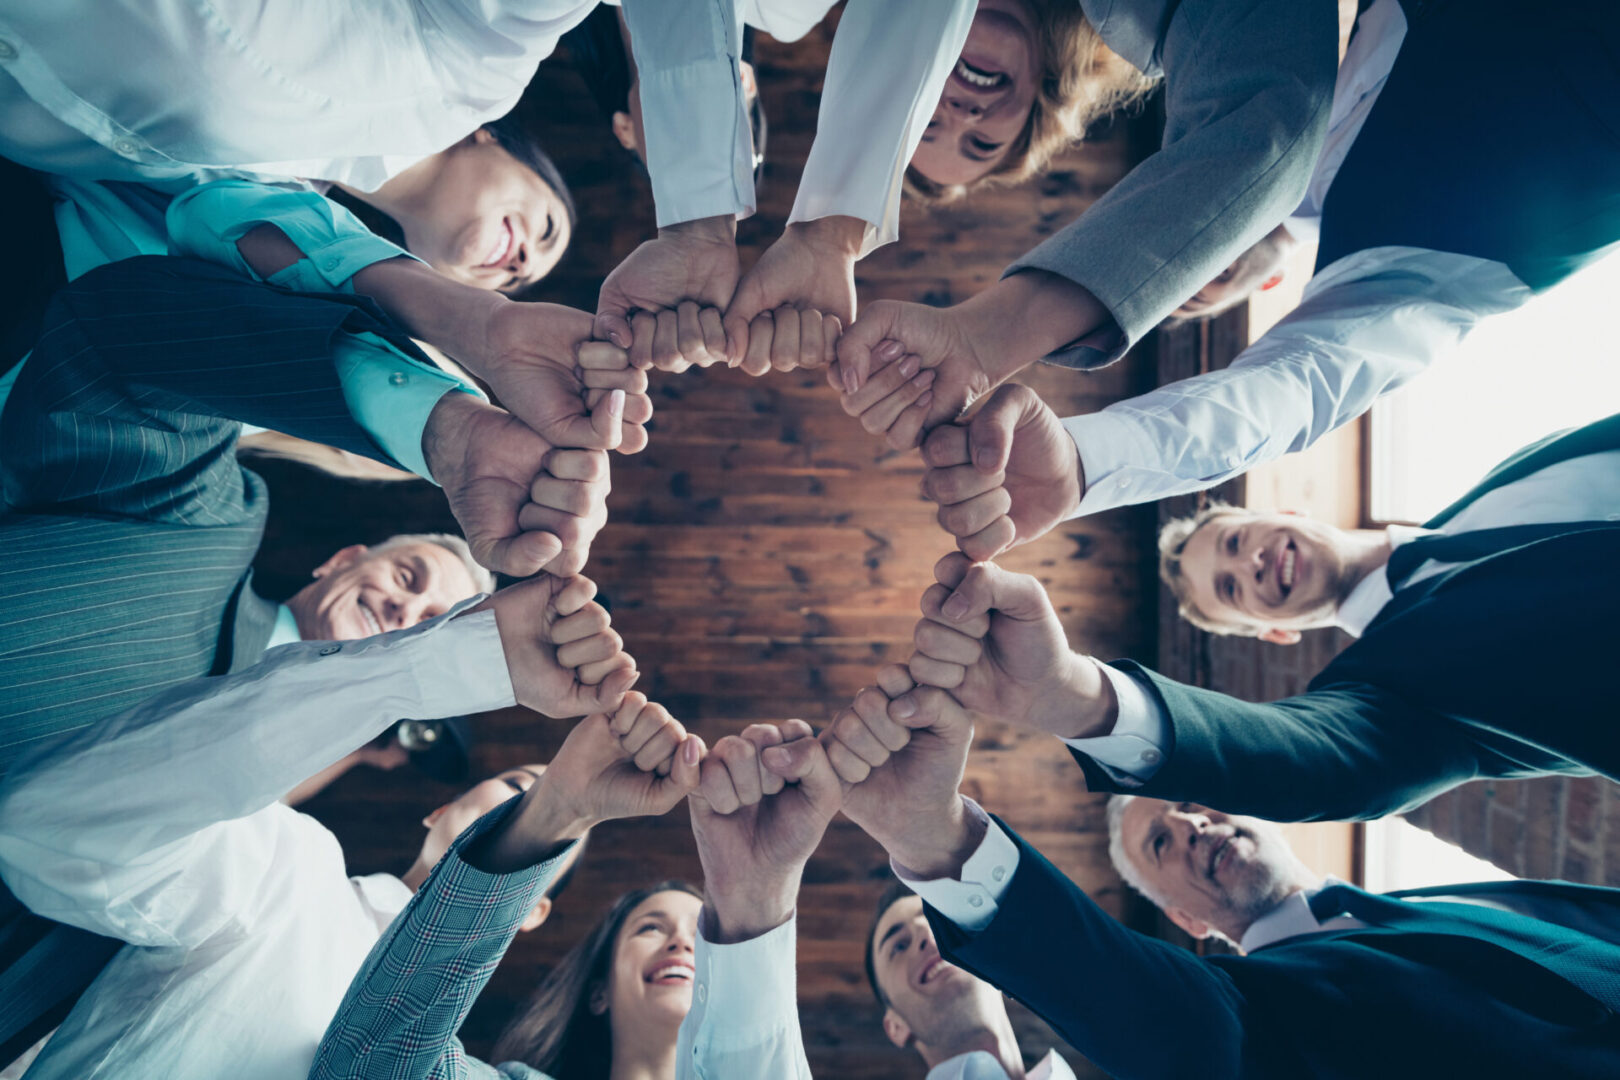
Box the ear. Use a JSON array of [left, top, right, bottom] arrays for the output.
[[471, 127, 497, 146], [1258, 272, 1286, 292], [588, 981, 610, 1017], [1167, 906, 1214, 941], [1258, 627, 1302, 646], [312, 544, 368, 579], [518, 896, 553, 933], [882, 1007, 912, 1050], [421, 803, 449, 829], [610, 111, 639, 153]]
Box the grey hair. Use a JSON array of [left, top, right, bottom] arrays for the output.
[[372, 532, 496, 596], [1105, 794, 1173, 912], [1157, 504, 1255, 637]]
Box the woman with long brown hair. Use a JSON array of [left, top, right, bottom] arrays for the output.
[[493, 882, 704, 1080], [834, 0, 1341, 449]]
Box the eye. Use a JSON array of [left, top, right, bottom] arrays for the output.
[[1152, 833, 1167, 858], [1226, 532, 1239, 555], [888, 934, 909, 960], [501, 776, 525, 795], [396, 567, 412, 588], [636, 921, 660, 935], [1220, 575, 1235, 602], [541, 213, 556, 243]]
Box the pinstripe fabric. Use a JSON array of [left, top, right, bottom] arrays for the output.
[[0, 255, 436, 771], [310, 800, 561, 1080]]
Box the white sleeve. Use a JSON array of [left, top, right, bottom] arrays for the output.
[[1063, 249, 1532, 516], [621, 0, 754, 226], [893, 798, 1018, 933], [678, 917, 811, 1080], [1061, 664, 1169, 787], [788, 0, 975, 256], [0, 601, 513, 947]]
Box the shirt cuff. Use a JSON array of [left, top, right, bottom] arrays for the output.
[[893, 798, 1018, 933], [1063, 408, 1162, 517], [1062, 665, 1169, 787], [686, 917, 798, 1051], [330, 331, 481, 481]]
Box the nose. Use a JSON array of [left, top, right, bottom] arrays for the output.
[[944, 92, 983, 119], [1247, 543, 1267, 584], [384, 591, 439, 630], [667, 926, 696, 956], [1173, 808, 1213, 848]]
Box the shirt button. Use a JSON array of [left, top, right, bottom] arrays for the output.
[[324, 256, 340, 270], [0, 40, 17, 61], [113, 137, 139, 156], [968, 894, 985, 908], [991, 866, 1006, 882], [389, 372, 408, 387], [318, 645, 342, 656], [696, 983, 707, 1002], [1142, 749, 1161, 764]]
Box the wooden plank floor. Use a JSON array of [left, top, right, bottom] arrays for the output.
[[274, 15, 1166, 1077]]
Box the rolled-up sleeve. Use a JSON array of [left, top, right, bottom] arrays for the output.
[[621, 0, 754, 226], [1010, 0, 1337, 367], [166, 179, 419, 292]]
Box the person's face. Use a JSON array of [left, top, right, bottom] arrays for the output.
[[404, 129, 571, 294], [602, 890, 702, 1038], [1179, 512, 1354, 643], [1119, 799, 1301, 941], [417, 765, 545, 873], [1172, 225, 1294, 321], [871, 896, 1003, 1052], [909, 0, 1041, 187], [289, 542, 480, 642]]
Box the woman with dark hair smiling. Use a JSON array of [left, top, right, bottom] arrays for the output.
[[832, 0, 1341, 449], [492, 882, 704, 1079]]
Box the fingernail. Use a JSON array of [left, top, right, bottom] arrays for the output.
[[877, 340, 904, 361], [915, 370, 935, 386], [890, 695, 917, 719], [762, 745, 786, 768], [898, 354, 920, 378], [943, 592, 970, 620], [608, 388, 625, 416], [916, 390, 934, 410], [683, 738, 701, 764], [975, 447, 997, 470], [843, 367, 860, 395]]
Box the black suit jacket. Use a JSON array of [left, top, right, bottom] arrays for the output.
[[1073, 413, 1620, 821], [927, 821, 1620, 1080]]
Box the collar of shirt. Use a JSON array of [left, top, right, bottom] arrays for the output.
[[928, 1048, 1075, 1080], [1240, 878, 1368, 952], [1333, 525, 1430, 636], [1287, 0, 1407, 241], [267, 603, 303, 650]]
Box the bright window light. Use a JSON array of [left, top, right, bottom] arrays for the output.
[[1361, 816, 1515, 893], [1369, 254, 1620, 523]]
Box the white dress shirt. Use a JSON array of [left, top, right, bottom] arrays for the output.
[[1064, 0, 1534, 516], [1077, 447, 1620, 784], [0, 602, 514, 1080], [928, 1048, 1078, 1080], [677, 917, 812, 1080], [623, 0, 973, 253]]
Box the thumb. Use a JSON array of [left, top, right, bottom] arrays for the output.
[[940, 561, 1053, 625], [835, 303, 900, 393], [722, 281, 761, 366], [762, 737, 844, 808], [967, 385, 1025, 474], [594, 295, 633, 349], [668, 733, 706, 795], [587, 388, 626, 452], [479, 528, 563, 580]]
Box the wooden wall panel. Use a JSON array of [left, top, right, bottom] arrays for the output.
[[283, 13, 1165, 1078]]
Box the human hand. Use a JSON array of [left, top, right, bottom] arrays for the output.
[[423, 391, 612, 577], [497, 700, 705, 863], [829, 300, 1010, 450], [477, 302, 653, 453], [471, 574, 640, 719], [596, 216, 739, 372], [909, 552, 1113, 739], [920, 384, 1083, 560], [689, 720, 842, 942], [820, 664, 980, 879], [722, 217, 862, 372]]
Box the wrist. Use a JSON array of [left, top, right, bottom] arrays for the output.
[[420, 388, 478, 485], [521, 772, 596, 846], [702, 883, 798, 945], [960, 271, 1108, 379], [1049, 655, 1117, 740], [884, 795, 984, 881], [788, 215, 865, 259], [659, 214, 737, 245]]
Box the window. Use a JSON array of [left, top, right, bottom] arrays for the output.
[[1361, 816, 1515, 893], [1367, 255, 1620, 524]]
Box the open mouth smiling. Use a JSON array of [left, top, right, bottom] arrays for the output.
[[953, 57, 1008, 90], [645, 960, 694, 986], [918, 956, 954, 987], [476, 216, 516, 269], [1276, 539, 1297, 601]]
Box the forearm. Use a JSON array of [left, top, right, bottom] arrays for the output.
[[879, 794, 987, 882], [460, 771, 593, 875], [960, 270, 1113, 382], [349, 257, 507, 372]]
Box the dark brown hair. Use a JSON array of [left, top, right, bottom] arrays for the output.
[[905, 0, 1157, 204], [864, 877, 918, 1011], [491, 880, 701, 1078]]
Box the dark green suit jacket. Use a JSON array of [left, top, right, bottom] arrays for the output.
[[1073, 413, 1620, 821], [928, 820, 1620, 1080]]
